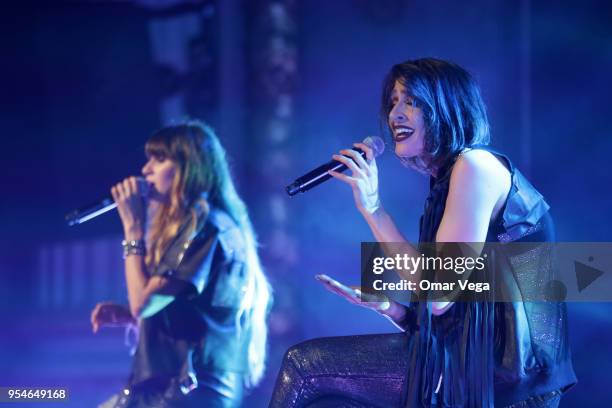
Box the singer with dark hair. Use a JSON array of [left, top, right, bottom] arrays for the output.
[[90, 120, 272, 408], [269, 58, 576, 407]]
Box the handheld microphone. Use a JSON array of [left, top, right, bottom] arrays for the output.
[[285, 136, 385, 196], [65, 198, 117, 226], [66, 178, 149, 226]]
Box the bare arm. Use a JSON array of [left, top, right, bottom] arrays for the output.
[[329, 143, 421, 272], [431, 150, 510, 314], [123, 253, 189, 318], [363, 205, 409, 244], [326, 143, 423, 325], [112, 176, 190, 319]]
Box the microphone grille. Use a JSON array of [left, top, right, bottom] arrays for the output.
[[363, 136, 385, 158]]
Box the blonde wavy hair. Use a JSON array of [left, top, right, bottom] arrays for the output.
[[144, 120, 272, 387]]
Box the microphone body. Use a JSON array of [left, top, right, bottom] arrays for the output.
[[285, 150, 365, 196], [286, 136, 385, 196], [66, 198, 117, 226]]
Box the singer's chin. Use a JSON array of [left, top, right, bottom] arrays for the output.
[[146, 191, 168, 206], [394, 144, 421, 159]]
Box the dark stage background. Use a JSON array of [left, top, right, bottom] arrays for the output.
[[1, 1, 611, 406]]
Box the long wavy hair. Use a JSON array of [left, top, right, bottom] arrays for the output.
[[380, 58, 491, 173], [144, 120, 272, 387]]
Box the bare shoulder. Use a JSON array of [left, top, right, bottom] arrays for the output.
[[455, 148, 507, 170], [449, 149, 511, 221], [451, 149, 510, 187]]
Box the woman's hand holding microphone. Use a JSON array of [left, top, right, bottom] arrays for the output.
[[328, 142, 381, 216], [110, 177, 149, 241], [90, 177, 149, 334]]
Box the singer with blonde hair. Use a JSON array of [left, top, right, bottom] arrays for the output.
[[92, 120, 271, 408]]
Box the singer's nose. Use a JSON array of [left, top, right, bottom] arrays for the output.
[[142, 159, 152, 176], [389, 104, 406, 124]]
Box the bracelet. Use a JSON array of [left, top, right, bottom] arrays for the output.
[[121, 239, 146, 258]]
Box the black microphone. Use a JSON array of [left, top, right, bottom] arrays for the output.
[[285, 136, 385, 196], [65, 178, 149, 226]]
